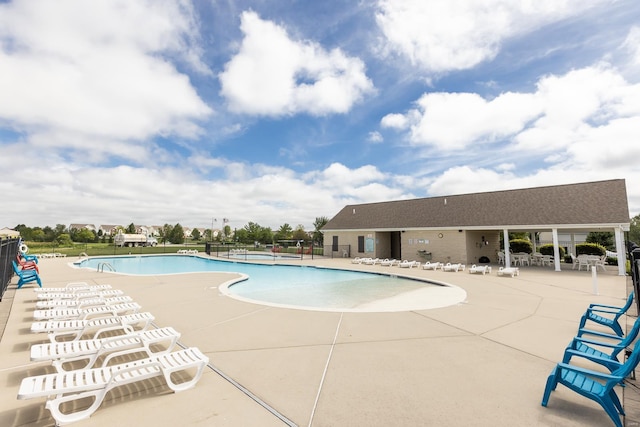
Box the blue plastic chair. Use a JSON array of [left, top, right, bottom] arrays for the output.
[[562, 315, 640, 373], [19, 251, 38, 263], [577, 292, 635, 337], [12, 260, 42, 288], [542, 338, 640, 427]]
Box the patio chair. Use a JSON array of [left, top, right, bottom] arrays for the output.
[[593, 255, 607, 272], [37, 289, 123, 301], [18, 347, 209, 426], [16, 255, 39, 272], [398, 260, 420, 268], [497, 267, 519, 277], [564, 315, 640, 373], [541, 338, 640, 427], [468, 264, 491, 275], [379, 259, 398, 266], [12, 260, 42, 289], [31, 326, 181, 372], [33, 302, 141, 321], [422, 261, 442, 270], [31, 312, 155, 343], [574, 254, 591, 271], [36, 295, 133, 309], [577, 292, 635, 337], [34, 283, 111, 294]]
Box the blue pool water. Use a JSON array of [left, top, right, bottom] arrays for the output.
[[76, 255, 466, 312]]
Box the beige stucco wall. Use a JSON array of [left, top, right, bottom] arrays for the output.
[[325, 229, 503, 264]]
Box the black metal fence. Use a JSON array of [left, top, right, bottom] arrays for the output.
[[629, 241, 640, 312], [205, 243, 321, 260], [322, 244, 351, 259], [0, 238, 19, 301]]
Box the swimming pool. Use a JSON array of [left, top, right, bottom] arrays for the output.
[[75, 255, 466, 312]]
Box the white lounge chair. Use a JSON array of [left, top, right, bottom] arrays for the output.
[[33, 302, 141, 321], [351, 257, 369, 264], [31, 326, 181, 372], [422, 261, 442, 270], [34, 283, 111, 293], [364, 258, 380, 265], [442, 263, 465, 272], [468, 264, 491, 275], [37, 289, 124, 301], [398, 260, 420, 268], [31, 312, 155, 343], [35, 295, 133, 310], [379, 259, 398, 266], [497, 267, 519, 277], [17, 347, 209, 426]]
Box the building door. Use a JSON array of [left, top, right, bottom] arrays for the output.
[[391, 231, 401, 259]]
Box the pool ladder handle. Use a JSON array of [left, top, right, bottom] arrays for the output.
[[97, 262, 115, 273]]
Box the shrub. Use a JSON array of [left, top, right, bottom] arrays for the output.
[[509, 239, 532, 254], [538, 244, 566, 258], [576, 243, 606, 256]]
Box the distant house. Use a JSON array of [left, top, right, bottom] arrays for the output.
[[69, 224, 97, 232], [99, 225, 122, 236], [322, 179, 630, 275]]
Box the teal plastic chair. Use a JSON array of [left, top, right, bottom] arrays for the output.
[[12, 260, 42, 288], [577, 292, 635, 337], [563, 315, 640, 373], [542, 338, 640, 427]]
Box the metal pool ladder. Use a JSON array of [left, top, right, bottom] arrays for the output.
[[97, 262, 115, 273]]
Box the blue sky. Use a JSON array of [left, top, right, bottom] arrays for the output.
[[1, 0, 640, 232]]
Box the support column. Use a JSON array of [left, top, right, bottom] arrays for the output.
[[615, 227, 626, 276], [503, 229, 511, 267], [552, 228, 561, 271]]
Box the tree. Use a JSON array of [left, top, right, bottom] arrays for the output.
[[169, 223, 185, 244], [191, 228, 202, 241], [629, 214, 640, 245], [313, 216, 328, 245], [586, 232, 614, 250], [274, 223, 293, 242], [126, 223, 137, 233], [223, 225, 231, 240], [75, 228, 96, 243], [159, 224, 173, 244], [292, 224, 308, 241], [31, 229, 45, 242]]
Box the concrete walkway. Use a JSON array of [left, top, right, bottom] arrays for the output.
[[0, 256, 635, 426]]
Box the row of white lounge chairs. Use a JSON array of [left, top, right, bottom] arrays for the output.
[[351, 258, 520, 277], [19, 282, 209, 425]]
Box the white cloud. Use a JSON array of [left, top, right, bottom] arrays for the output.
[[375, 0, 609, 73], [0, 0, 212, 161], [219, 11, 375, 116], [380, 113, 409, 129], [367, 131, 383, 143], [384, 64, 640, 158], [622, 26, 640, 66]]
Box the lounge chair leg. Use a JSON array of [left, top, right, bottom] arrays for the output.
[[46, 389, 106, 426], [541, 370, 558, 407]]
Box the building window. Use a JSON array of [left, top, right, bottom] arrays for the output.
[[358, 236, 365, 253]]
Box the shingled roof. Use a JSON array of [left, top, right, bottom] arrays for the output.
[[323, 179, 630, 231]]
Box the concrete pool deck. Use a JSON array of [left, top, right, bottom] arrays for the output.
[[0, 255, 637, 426]]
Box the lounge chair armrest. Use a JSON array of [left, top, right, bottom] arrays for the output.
[[577, 328, 624, 340], [587, 307, 620, 315], [555, 362, 621, 381], [571, 336, 625, 350], [588, 302, 625, 310], [563, 349, 622, 368]]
